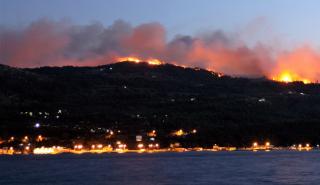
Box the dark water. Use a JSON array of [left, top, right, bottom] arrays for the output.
[[0, 151, 320, 185]]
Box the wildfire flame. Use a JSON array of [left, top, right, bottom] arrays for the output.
[[272, 71, 311, 84], [116, 56, 225, 78], [117, 57, 313, 84], [117, 57, 163, 65]]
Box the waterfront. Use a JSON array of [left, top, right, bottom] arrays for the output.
[[1, 151, 320, 185]]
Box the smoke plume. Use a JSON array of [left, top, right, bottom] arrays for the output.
[[1, 19, 320, 81]]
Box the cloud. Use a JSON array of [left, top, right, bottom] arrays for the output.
[[0, 19, 70, 67], [1, 19, 320, 81]]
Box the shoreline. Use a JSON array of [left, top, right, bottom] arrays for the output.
[[1, 147, 318, 156]]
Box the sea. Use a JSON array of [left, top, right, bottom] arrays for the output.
[[0, 151, 319, 185]]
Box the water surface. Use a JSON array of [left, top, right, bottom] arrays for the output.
[[0, 151, 319, 185]]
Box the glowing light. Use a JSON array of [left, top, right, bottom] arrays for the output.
[[118, 57, 140, 63], [279, 73, 293, 83], [265, 142, 270, 147], [147, 130, 157, 137], [22, 136, 29, 143], [114, 143, 127, 153], [118, 144, 126, 149], [36, 135, 43, 142], [33, 147, 56, 155], [117, 57, 163, 66], [137, 143, 144, 149], [272, 71, 311, 84], [253, 142, 258, 147], [147, 59, 163, 65], [173, 129, 185, 136], [74, 144, 83, 150]]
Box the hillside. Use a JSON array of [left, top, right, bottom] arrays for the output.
[[1, 62, 320, 146]]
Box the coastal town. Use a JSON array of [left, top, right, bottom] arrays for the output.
[[0, 141, 317, 155], [0, 131, 318, 155], [1, 110, 319, 155]]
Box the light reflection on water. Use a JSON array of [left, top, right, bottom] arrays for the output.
[[0, 151, 320, 185]]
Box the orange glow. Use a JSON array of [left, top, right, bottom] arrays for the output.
[[272, 71, 311, 84], [171, 63, 187, 69], [147, 58, 163, 65], [118, 57, 141, 63], [265, 142, 270, 147], [74, 144, 83, 150], [279, 72, 293, 83], [269, 47, 320, 84], [117, 57, 163, 65], [22, 136, 29, 143], [147, 130, 157, 137], [33, 147, 56, 155], [36, 135, 44, 142], [172, 129, 185, 137], [137, 143, 144, 149]]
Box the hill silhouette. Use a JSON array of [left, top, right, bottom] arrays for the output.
[[1, 61, 320, 146]]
